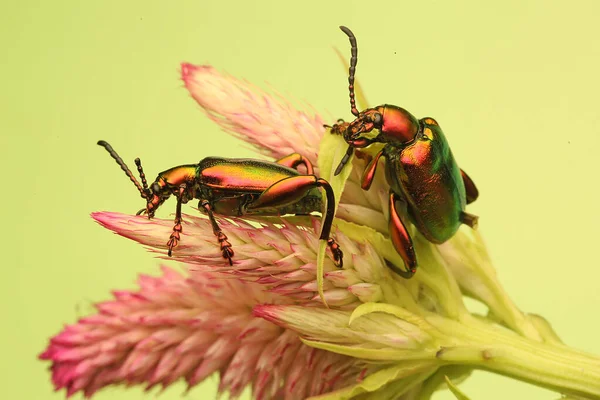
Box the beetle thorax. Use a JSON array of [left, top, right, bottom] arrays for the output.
[[378, 105, 420, 144], [149, 165, 201, 205]]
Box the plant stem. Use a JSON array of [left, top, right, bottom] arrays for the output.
[[431, 315, 600, 399]]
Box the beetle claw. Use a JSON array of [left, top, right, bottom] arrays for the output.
[[385, 259, 415, 279], [327, 238, 344, 269], [216, 232, 234, 265], [334, 249, 344, 269], [222, 247, 234, 265], [166, 238, 178, 257]]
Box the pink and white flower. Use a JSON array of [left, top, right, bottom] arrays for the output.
[[39, 64, 600, 400]]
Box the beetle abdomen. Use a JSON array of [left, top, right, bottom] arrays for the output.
[[199, 157, 299, 193], [395, 126, 466, 244]]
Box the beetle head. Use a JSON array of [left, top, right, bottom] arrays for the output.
[[342, 109, 380, 147], [335, 26, 420, 147], [344, 105, 419, 147], [139, 166, 197, 216], [137, 180, 169, 218]]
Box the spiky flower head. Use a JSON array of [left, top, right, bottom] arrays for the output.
[[40, 64, 600, 400]]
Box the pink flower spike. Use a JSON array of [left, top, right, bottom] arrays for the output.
[[92, 211, 350, 303], [181, 63, 323, 168], [39, 267, 364, 399]]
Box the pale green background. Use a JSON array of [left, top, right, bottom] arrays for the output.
[[2, 0, 599, 399]]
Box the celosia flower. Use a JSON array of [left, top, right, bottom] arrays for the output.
[[40, 64, 600, 400], [40, 265, 367, 399]]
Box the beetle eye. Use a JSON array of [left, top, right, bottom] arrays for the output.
[[372, 112, 383, 127], [151, 182, 161, 194]]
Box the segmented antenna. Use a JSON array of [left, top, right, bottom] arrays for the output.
[[97, 140, 148, 199], [134, 157, 150, 197], [334, 145, 354, 176], [339, 26, 359, 117]]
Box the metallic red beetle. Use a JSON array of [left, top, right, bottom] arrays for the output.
[[330, 26, 479, 278]]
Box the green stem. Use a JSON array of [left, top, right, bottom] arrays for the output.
[[431, 315, 600, 399]]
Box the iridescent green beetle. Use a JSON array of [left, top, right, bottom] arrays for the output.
[[330, 26, 479, 278], [97, 141, 343, 267]]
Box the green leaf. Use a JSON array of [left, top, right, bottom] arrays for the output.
[[334, 218, 407, 271], [361, 371, 437, 400], [301, 338, 436, 361], [445, 375, 472, 400], [317, 129, 354, 208], [334, 216, 465, 318], [349, 302, 437, 334], [316, 131, 354, 307], [418, 366, 473, 400], [316, 239, 328, 306], [307, 362, 438, 400]]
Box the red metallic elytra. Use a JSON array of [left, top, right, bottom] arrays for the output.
[[329, 26, 479, 278], [97, 141, 343, 267]]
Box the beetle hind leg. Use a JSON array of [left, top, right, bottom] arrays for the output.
[[199, 199, 234, 265], [275, 153, 314, 175], [460, 169, 479, 204], [315, 177, 343, 268], [387, 192, 417, 278], [247, 175, 343, 268]]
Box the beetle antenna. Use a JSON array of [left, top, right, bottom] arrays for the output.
[[97, 140, 148, 199], [134, 157, 151, 197], [340, 26, 360, 117], [334, 145, 354, 176]]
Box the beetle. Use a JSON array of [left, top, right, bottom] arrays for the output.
[[97, 140, 343, 267], [328, 26, 479, 278]]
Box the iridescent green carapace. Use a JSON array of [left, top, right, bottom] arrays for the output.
[[329, 26, 479, 278]]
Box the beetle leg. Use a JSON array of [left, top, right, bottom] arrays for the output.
[[361, 149, 385, 191], [316, 177, 343, 268], [327, 238, 343, 268], [237, 195, 255, 217], [326, 120, 350, 136], [199, 199, 234, 265], [248, 175, 321, 210], [275, 153, 314, 175], [460, 169, 479, 204], [460, 211, 479, 230], [166, 185, 186, 257], [248, 175, 343, 267], [387, 192, 417, 278]]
